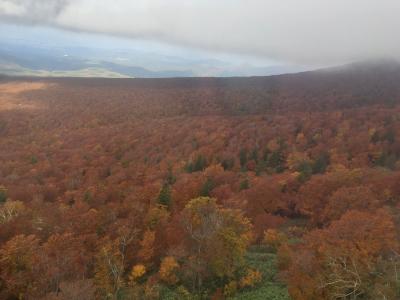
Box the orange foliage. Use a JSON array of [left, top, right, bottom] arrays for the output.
[[159, 256, 180, 285], [1, 70, 400, 297], [283, 210, 400, 299]]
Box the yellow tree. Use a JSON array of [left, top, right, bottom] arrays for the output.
[[94, 240, 125, 299], [0, 200, 25, 223], [181, 197, 252, 291], [159, 256, 179, 285], [0, 234, 40, 299]]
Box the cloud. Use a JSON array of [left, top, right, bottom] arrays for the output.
[[0, 0, 399, 64], [0, 0, 69, 23]]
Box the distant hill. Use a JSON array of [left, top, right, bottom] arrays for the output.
[[0, 41, 310, 78], [0, 48, 194, 78]]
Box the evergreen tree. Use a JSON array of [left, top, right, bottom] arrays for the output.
[[239, 148, 248, 167], [158, 184, 172, 208], [240, 179, 249, 190], [0, 186, 7, 204], [200, 178, 215, 197]]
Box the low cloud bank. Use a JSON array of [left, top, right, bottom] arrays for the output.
[[0, 0, 399, 64]]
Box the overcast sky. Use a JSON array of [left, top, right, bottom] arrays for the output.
[[0, 0, 399, 65]]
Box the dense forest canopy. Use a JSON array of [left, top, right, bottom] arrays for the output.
[[1, 62, 400, 299]]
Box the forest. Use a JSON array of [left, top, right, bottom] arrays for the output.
[[1, 62, 400, 299]]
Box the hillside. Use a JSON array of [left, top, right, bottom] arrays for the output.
[[1, 62, 400, 299], [2, 59, 400, 115]]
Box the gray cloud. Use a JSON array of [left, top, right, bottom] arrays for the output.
[[0, 0, 399, 64], [0, 0, 69, 23]]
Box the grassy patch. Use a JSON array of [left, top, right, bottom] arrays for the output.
[[230, 245, 290, 300], [153, 245, 290, 299]]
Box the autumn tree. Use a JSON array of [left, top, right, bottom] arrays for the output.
[[94, 224, 137, 299], [38, 233, 90, 294], [283, 210, 400, 300], [94, 239, 125, 299], [264, 229, 288, 253], [137, 230, 156, 264], [180, 197, 252, 291], [0, 199, 25, 224], [43, 279, 95, 300], [0, 234, 40, 299], [320, 185, 380, 224], [159, 256, 180, 285]]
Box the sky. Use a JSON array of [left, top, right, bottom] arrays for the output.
[[0, 0, 399, 69], [0, 23, 288, 77], [0, 23, 278, 66]]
